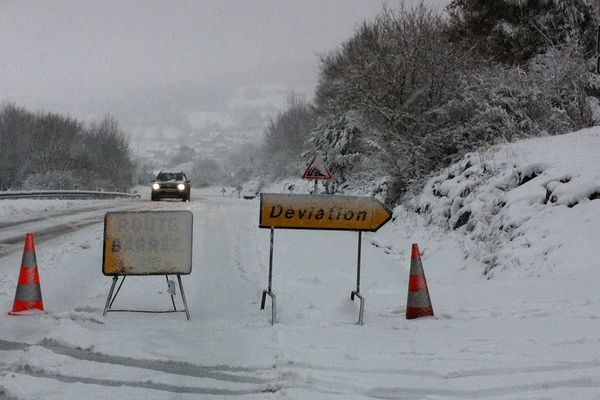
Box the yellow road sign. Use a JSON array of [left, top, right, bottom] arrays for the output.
[[260, 193, 391, 231], [103, 210, 193, 276]]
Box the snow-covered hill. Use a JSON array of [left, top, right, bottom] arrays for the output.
[[409, 126, 600, 278]]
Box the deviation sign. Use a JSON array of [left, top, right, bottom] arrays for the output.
[[260, 193, 391, 231]]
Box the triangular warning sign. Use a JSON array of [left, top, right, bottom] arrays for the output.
[[302, 152, 332, 180]]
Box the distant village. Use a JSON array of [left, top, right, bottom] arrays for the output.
[[132, 128, 255, 170]]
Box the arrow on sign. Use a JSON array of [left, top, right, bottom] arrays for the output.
[[260, 193, 392, 232]]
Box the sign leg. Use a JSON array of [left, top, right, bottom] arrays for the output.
[[353, 292, 365, 325], [260, 228, 277, 325], [166, 275, 177, 311], [109, 275, 127, 309], [350, 231, 364, 325], [261, 290, 277, 325], [270, 292, 277, 326], [103, 276, 118, 316], [268, 228, 274, 293], [177, 275, 190, 321], [260, 290, 267, 310]]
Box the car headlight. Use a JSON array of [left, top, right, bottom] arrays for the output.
[[177, 183, 186, 191], [152, 183, 160, 190]]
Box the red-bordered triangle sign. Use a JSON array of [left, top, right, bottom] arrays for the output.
[[302, 152, 332, 180]]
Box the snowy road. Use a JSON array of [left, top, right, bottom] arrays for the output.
[[1, 189, 600, 399], [0, 200, 167, 257]]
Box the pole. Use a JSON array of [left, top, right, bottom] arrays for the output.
[[350, 231, 365, 325], [109, 276, 127, 309], [177, 275, 191, 321], [166, 275, 177, 311], [260, 227, 277, 324], [103, 276, 118, 316], [313, 179, 318, 194], [268, 227, 274, 292], [356, 231, 362, 293]]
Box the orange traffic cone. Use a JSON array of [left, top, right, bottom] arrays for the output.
[[406, 243, 434, 319], [9, 233, 44, 315]]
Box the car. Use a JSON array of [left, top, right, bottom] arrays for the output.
[[151, 171, 191, 202]]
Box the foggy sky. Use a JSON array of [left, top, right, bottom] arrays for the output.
[[1, 0, 450, 131]]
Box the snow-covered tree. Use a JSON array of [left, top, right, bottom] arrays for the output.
[[191, 158, 226, 187], [22, 170, 77, 190], [316, 4, 461, 133], [308, 112, 387, 195], [27, 113, 82, 176], [447, 0, 600, 65], [0, 103, 35, 189], [314, 3, 466, 201], [261, 93, 316, 179], [80, 116, 134, 191], [0, 104, 135, 191]]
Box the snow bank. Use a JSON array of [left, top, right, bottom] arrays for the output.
[[0, 199, 126, 222], [408, 127, 600, 277]]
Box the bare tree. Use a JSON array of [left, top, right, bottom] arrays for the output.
[[0, 103, 35, 189], [261, 93, 316, 179], [83, 116, 133, 191]]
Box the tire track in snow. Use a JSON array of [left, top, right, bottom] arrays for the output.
[[0, 339, 275, 386], [270, 358, 600, 398], [4, 340, 600, 398], [3, 364, 281, 396], [366, 378, 600, 399], [0, 340, 27, 351], [278, 358, 600, 379], [38, 338, 274, 384]]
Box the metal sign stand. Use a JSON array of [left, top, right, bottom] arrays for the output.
[[260, 228, 277, 325], [103, 274, 191, 320], [258, 194, 391, 326], [260, 228, 365, 325], [350, 231, 364, 325]]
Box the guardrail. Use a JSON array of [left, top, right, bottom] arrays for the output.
[[0, 190, 141, 200]]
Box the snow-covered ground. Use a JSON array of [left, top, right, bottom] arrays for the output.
[[2, 129, 600, 398]]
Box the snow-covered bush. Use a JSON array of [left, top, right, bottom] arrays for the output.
[[22, 170, 78, 190], [410, 127, 600, 277], [0, 105, 135, 191], [308, 112, 388, 196]]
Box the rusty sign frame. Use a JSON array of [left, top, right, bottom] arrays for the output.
[[101, 210, 193, 320]]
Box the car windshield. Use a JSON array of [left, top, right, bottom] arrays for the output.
[[157, 172, 184, 181]]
